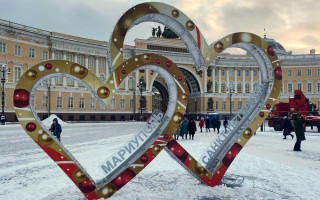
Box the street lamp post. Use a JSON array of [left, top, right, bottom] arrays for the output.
[[137, 80, 144, 121], [226, 87, 233, 119], [1, 64, 8, 125]]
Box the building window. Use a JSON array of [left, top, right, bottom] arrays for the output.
[[253, 82, 258, 91], [317, 82, 320, 93], [288, 83, 293, 93], [216, 101, 219, 109], [307, 82, 312, 93], [245, 82, 250, 93], [56, 76, 62, 84], [68, 97, 74, 108], [229, 69, 233, 76], [57, 96, 63, 108], [99, 74, 105, 82], [237, 69, 242, 76], [128, 77, 134, 90], [120, 99, 125, 109], [221, 81, 225, 92], [67, 78, 73, 85], [0, 42, 7, 53], [67, 54, 73, 62], [281, 84, 283, 93], [297, 82, 302, 90], [222, 101, 226, 110], [100, 59, 105, 68], [253, 70, 258, 76], [231, 101, 234, 110], [288, 69, 292, 76], [42, 96, 48, 108], [79, 97, 85, 109], [15, 45, 21, 56], [238, 101, 242, 110], [246, 70, 249, 77], [89, 57, 94, 67], [229, 81, 234, 91], [215, 81, 218, 93], [318, 69, 320, 76], [90, 98, 95, 109], [14, 67, 22, 82], [110, 99, 116, 109], [78, 56, 84, 66], [307, 69, 312, 76], [130, 99, 134, 109], [42, 50, 48, 61], [237, 82, 242, 93], [56, 52, 62, 60], [215, 69, 218, 76], [221, 69, 225, 76], [29, 48, 35, 58], [297, 69, 302, 76]]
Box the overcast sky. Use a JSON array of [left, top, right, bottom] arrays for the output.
[[1, 0, 319, 54]]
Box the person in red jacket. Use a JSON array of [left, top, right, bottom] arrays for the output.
[[199, 117, 204, 133]]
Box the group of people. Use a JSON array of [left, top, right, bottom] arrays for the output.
[[174, 116, 229, 140], [282, 114, 306, 151]]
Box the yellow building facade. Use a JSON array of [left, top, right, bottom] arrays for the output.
[[1, 19, 320, 122]]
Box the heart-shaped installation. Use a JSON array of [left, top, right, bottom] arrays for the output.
[[108, 2, 282, 188], [14, 53, 188, 199]]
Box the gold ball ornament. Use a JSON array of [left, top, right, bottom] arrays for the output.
[[214, 41, 224, 53], [171, 112, 184, 127], [38, 132, 54, 146], [97, 183, 117, 198], [73, 169, 87, 183], [185, 20, 195, 31], [70, 64, 88, 79], [97, 86, 110, 99], [25, 69, 38, 80], [242, 128, 253, 139], [190, 159, 206, 177], [152, 144, 161, 155], [172, 10, 179, 18], [141, 54, 151, 63]]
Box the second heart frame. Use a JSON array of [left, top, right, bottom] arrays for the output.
[[14, 2, 282, 200]]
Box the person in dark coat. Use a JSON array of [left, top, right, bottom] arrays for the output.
[[292, 114, 306, 151], [50, 118, 62, 141], [211, 118, 217, 132], [188, 119, 197, 140], [205, 116, 210, 132], [216, 120, 221, 134], [282, 116, 294, 139], [223, 118, 228, 132]]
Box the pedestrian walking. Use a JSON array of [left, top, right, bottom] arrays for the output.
[[205, 116, 210, 132], [188, 119, 197, 140], [49, 118, 62, 141], [293, 114, 306, 151], [216, 120, 221, 134], [180, 117, 189, 139], [282, 116, 294, 139], [211, 118, 217, 132], [174, 125, 181, 140], [199, 118, 204, 133], [223, 118, 228, 132]]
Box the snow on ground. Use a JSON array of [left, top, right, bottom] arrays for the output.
[[0, 121, 319, 200]]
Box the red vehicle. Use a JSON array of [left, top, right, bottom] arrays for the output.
[[268, 89, 320, 132]]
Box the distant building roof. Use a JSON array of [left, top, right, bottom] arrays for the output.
[[263, 35, 287, 56]]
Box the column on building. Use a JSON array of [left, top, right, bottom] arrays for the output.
[[218, 67, 222, 93], [242, 68, 245, 94], [135, 71, 139, 89], [212, 66, 215, 92], [234, 67, 237, 93], [226, 67, 229, 89], [125, 76, 129, 91], [250, 68, 254, 93], [204, 68, 207, 92], [74, 53, 79, 88], [85, 55, 89, 68], [63, 51, 67, 86], [95, 56, 99, 76], [258, 70, 262, 84], [105, 56, 109, 80], [51, 49, 55, 85], [146, 69, 149, 91]]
